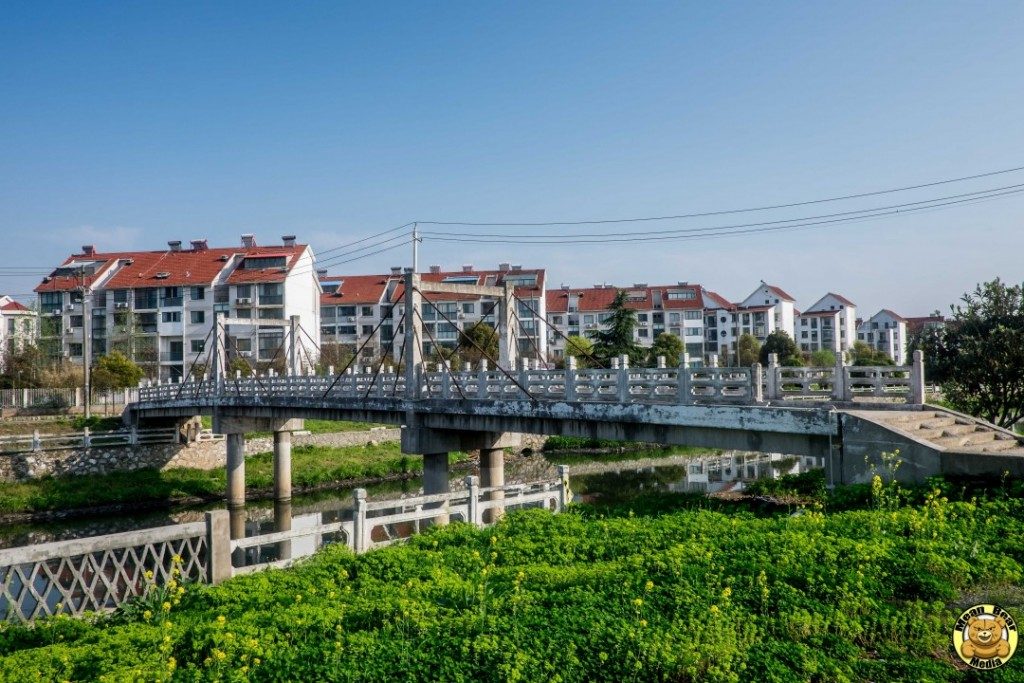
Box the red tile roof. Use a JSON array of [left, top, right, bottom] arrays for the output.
[[798, 309, 840, 318], [875, 309, 907, 323], [701, 288, 735, 310], [824, 292, 855, 307], [0, 300, 31, 312], [545, 284, 704, 313], [36, 245, 310, 292], [320, 275, 391, 305]]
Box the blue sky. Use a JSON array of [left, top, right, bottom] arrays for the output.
[[2, 1, 1022, 315]]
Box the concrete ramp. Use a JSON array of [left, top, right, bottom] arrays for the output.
[[838, 408, 1024, 484]]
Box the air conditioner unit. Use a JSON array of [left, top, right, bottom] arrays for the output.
[[457, 313, 466, 319], [347, 316, 356, 322], [51, 309, 61, 316], [65, 304, 76, 311], [239, 351, 253, 358], [64, 328, 74, 336], [236, 298, 252, 305], [115, 302, 129, 310]]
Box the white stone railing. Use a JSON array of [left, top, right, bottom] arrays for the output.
[[0, 520, 209, 622], [0, 427, 179, 454], [0, 388, 139, 410], [136, 351, 927, 407], [0, 469, 570, 622]]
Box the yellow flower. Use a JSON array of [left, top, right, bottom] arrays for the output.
[[216, 615, 226, 625], [162, 601, 172, 612], [490, 536, 497, 545], [143, 610, 152, 621], [167, 579, 177, 590], [213, 648, 226, 661], [253, 658, 261, 666], [167, 657, 176, 671], [710, 605, 720, 615], [295, 594, 303, 602], [633, 598, 643, 607], [171, 554, 183, 564], [144, 570, 154, 580], [639, 619, 648, 627], [722, 587, 732, 599], [645, 580, 654, 591]]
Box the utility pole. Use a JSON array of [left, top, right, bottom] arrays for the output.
[[412, 223, 419, 274], [78, 269, 92, 419]]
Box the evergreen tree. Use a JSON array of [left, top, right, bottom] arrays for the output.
[[590, 291, 645, 364]]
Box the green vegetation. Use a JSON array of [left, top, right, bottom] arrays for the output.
[[913, 277, 1024, 429], [591, 290, 646, 366], [0, 444, 466, 515], [91, 351, 144, 391], [0, 416, 123, 437], [850, 340, 895, 367], [759, 330, 802, 367], [736, 332, 761, 367], [649, 332, 684, 366], [542, 435, 717, 458], [2, 482, 1023, 681]]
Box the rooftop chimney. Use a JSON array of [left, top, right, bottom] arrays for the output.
[[462, 264, 473, 273], [677, 281, 689, 287], [429, 265, 441, 274], [633, 283, 647, 288], [498, 262, 511, 272], [390, 266, 402, 275], [81, 245, 96, 256], [168, 240, 182, 252], [282, 235, 296, 247], [190, 239, 208, 251], [241, 234, 257, 249], [561, 284, 570, 291], [316, 269, 328, 278], [511, 264, 522, 271]]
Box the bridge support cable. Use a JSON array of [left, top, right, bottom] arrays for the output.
[[413, 305, 467, 399], [511, 292, 608, 369], [227, 336, 263, 393], [363, 311, 406, 400], [510, 307, 545, 364], [175, 325, 216, 400], [415, 287, 533, 399], [320, 312, 393, 399], [390, 335, 407, 397]]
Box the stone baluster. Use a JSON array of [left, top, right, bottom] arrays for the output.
[[564, 355, 577, 401], [466, 475, 481, 526], [752, 363, 764, 403], [767, 353, 779, 400], [618, 354, 630, 402], [478, 358, 489, 399], [910, 350, 925, 405]]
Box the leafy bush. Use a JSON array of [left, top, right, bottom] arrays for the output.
[[2, 489, 1022, 681]]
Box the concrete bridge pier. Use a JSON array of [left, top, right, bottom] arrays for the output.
[[273, 430, 293, 560], [402, 423, 520, 526], [225, 432, 247, 565]]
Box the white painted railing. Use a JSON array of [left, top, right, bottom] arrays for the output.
[[0, 427, 179, 454], [0, 469, 571, 622], [137, 351, 927, 406]]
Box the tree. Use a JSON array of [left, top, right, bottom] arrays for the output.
[[457, 322, 499, 367], [228, 357, 254, 377], [0, 343, 45, 389], [317, 343, 354, 374], [850, 341, 894, 366], [91, 351, 144, 390], [736, 333, 761, 367], [758, 330, 801, 366], [590, 291, 645, 365], [915, 278, 1024, 428], [563, 335, 596, 367], [649, 333, 684, 366], [808, 349, 837, 367]]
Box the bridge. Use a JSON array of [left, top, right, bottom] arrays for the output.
[[128, 272, 1024, 533]]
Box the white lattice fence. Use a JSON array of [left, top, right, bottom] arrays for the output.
[[0, 522, 208, 622]]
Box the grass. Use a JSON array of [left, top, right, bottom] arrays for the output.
[[199, 416, 384, 436], [0, 416, 123, 437], [2, 482, 1022, 681], [0, 444, 468, 515]]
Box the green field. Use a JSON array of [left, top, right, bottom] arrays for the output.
[[2, 477, 1022, 681], [0, 444, 465, 515]]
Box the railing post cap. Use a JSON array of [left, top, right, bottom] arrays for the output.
[[465, 475, 479, 487], [557, 464, 570, 476], [354, 488, 367, 500], [913, 349, 923, 361]]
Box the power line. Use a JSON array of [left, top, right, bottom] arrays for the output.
[[416, 164, 1024, 227], [315, 222, 414, 257], [421, 186, 1024, 245]]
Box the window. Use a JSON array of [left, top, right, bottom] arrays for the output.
[[93, 291, 107, 308], [236, 309, 251, 319], [666, 290, 696, 300], [361, 306, 374, 317], [242, 256, 287, 269], [338, 325, 356, 335], [161, 287, 182, 307], [551, 315, 562, 325], [321, 283, 340, 294], [39, 290, 62, 309], [652, 313, 664, 324], [235, 285, 252, 299], [441, 275, 478, 284], [462, 302, 475, 314], [135, 288, 158, 309], [70, 315, 83, 328], [685, 327, 701, 337], [258, 332, 285, 360], [637, 329, 649, 338], [322, 307, 336, 320], [258, 283, 283, 305], [361, 325, 374, 335], [162, 311, 181, 323], [69, 343, 83, 357], [626, 291, 646, 302], [338, 306, 356, 317], [191, 339, 205, 353], [190, 311, 205, 324], [114, 291, 131, 306], [801, 331, 808, 339], [684, 310, 701, 320], [258, 308, 284, 320], [190, 286, 205, 301], [583, 314, 595, 324], [638, 313, 649, 323], [598, 313, 612, 323], [321, 325, 336, 336], [503, 274, 537, 287], [801, 318, 808, 326]]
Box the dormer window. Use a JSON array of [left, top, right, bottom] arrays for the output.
[[242, 255, 287, 269]]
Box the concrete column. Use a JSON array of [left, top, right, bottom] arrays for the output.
[[480, 448, 505, 523], [274, 500, 292, 561], [910, 350, 926, 405], [422, 452, 450, 526], [273, 431, 292, 503], [226, 433, 246, 508]]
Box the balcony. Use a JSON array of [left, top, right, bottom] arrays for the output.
[[258, 295, 284, 306], [160, 297, 183, 308], [160, 352, 184, 363]]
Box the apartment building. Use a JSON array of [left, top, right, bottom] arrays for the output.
[[795, 293, 857, 354], [546, 282, 706, 364], [905, 315, 946, 337], [701, 282, 797, 364], [320, 264, 547, 362], [0, 296, 37, 361], [857, 309, 908, 364], [36, 235, 320, 381]]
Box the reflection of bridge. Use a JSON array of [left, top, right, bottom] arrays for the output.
[[128, 272, 1024, 556]]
